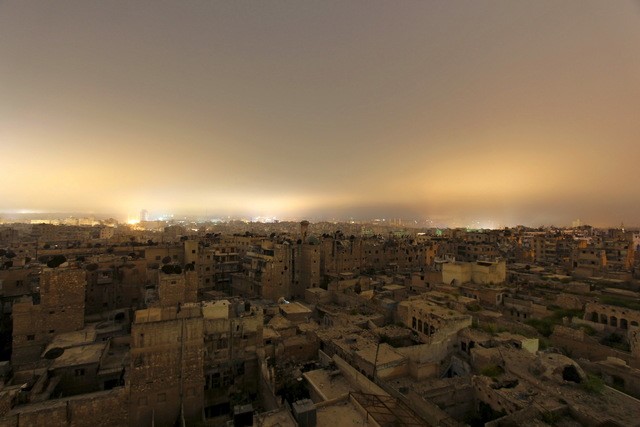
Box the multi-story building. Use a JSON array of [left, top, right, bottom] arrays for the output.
[[232, 240, 293, 301], [128, 305, 204, 426], [202, 300, 263, 420], [184, 240, 241, 293], [12, 268, 86, 368]]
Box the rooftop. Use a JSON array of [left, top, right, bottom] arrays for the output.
[[303, 368, 351, 402], [43, 326, 97, 355], [316, 400, 367, 427], [50, 342, 107, 369], [399, 299, 469, 320], [279, 301, 312, 315]]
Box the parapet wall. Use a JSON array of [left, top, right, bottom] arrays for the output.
[[0, 388, 127, 427]]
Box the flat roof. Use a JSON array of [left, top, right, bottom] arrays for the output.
[[381, 284, 405, 291], [303, 369, 351, 402], [279, 301, 312, 314], [399, 299, 469, 320], [50, 342, 107, 369], [356, 343, 406, 366], [267, 314, 293, 330], [254, 407, 296, 427], [43, 327, 97, 355], [316, 400, 367, 427]]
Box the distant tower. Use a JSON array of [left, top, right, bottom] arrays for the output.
[[300, 220, 310, 242], [140, 209, 149, 222]]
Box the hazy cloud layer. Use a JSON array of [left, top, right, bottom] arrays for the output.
[[1, 1, 639, 226]]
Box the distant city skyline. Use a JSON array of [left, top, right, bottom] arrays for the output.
[[0, 208, 634, 230], [2, 1, 639, 227]]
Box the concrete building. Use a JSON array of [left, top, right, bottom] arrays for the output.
[[128, 305, 204, 427], [442, 259, 506, 285], [155, 270, 198, 308], [12, 268, 86, 368], [232, 240, 293, 301], [202, 299, 263, 421]]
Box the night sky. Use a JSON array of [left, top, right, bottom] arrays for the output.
[[1, 1, 639, 226]]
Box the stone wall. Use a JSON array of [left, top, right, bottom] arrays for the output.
[[129, 307, 204, 426], [40, 269, 85, 333], [12, 269, 86, 368], [0, 388, 127, 427], [550, 325, 639, 368]]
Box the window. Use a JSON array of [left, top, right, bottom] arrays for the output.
[[27, 334, 35, 341], [155, 255, 161, 261], [75, 368, 85, 376], [191, 250, 196, 254]]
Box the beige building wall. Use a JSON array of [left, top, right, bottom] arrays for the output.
[[129, 306, 204, 427]]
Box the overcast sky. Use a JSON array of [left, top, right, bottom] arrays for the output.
[[1, 1, 639, 226]]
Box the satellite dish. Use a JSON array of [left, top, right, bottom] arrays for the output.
[[44, 347, 65, 360]]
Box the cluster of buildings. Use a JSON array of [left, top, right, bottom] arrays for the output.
[[0, 220, 639, 426]]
